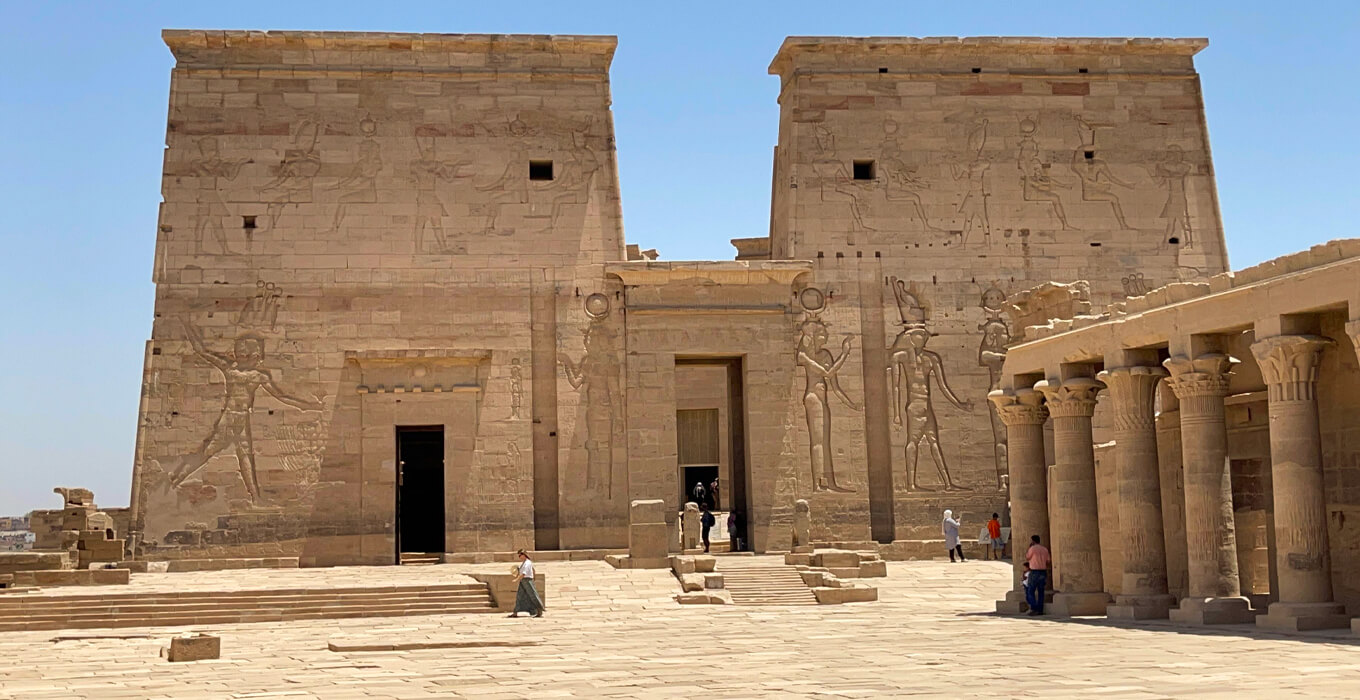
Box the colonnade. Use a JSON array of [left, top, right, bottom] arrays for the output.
[[992, 329, 1357, 630]]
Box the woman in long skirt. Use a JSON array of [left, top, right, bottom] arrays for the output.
[[943, 509, 964, 562], [509, 549, 544, 618]]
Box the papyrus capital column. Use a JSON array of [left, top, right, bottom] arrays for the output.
[[989, 388, 1048, 611], [1034, 376, 1109, 616], [1162, 353, 1255, 624], [1250, 334, 1350, 630], [1098, 365, 1175, 619]]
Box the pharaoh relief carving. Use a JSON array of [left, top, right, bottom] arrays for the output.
[[534, 117, 602, 226], [1015, 117, 1072, 230], [259, 119, 321, 232], [795, 287, 860, 492], [1071, 116, 1134, 229], [948, 116, 991, 245], [810, 125, 875, 239], [886, 279, 972, 491], [559, 293, 621, 497], [1147, 145, 1195, 246], [189, 136, 250, 254], [158, 318, 324, 506], [326, 116, 383, 233], [409, 127, 473, 253], [977, 284, 1011, 490], [880, 119, 940, 233], [473, 114, 536, 234]]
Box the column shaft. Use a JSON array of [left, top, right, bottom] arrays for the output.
[[1251, 334, 1349, 631], [1155, 382, 1189, 599], [990, 389, 1048, 612], [1099, 366, 1174, 619]]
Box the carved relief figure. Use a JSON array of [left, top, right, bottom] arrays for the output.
[[259, 119, 321, 231], [509, 358, 524, 419], [1071, 146, 1134, 229], [949, 117, 990, 244], [189, 137, 250, 254], [326, 117, 382, 233], [796, 287, 860, 492], [559, 293, 620, 496], [1016, 118, 1071, 230], [808, 122, 873, 239], [881, 120, 940, 232], [238, 280, 282, 332], [536, 118, 602, 225], [473, 114, 537, 233], [162, 320, 323, 505], [977, 284, 1011, 489], [271, 419, 328, 485], [410, 130, 472, 253], [1148, 145, 1194, 246], [887, 280, 972, 491]]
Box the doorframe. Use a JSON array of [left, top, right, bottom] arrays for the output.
[[394, 424, 445, 563], [674, 356, 749, 549]]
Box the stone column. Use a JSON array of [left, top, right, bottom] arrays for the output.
[[1251, 335, 1350, 631], [1098, 366, 1175, 619], [1035, 377, 1109, 616], [1163, 353, 1256, 624], [989, 388, 1048, 613], [1155, 382, 1189, 599]]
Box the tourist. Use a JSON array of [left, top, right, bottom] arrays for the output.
[[692, 481, 706, 508], [728, 509, 741, 552], [508, 549, 544, 618], [986, 512, 1004, 560], [943, 509, 964, 562], [700, 504, 716, 553], [709, 477, 720, 510], [1024, 535, 1051, 616]]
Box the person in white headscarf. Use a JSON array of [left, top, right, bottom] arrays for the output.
[[942, 509, 964, 562]]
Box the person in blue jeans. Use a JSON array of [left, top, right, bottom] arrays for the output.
[[1024, 534, 1051, 616]]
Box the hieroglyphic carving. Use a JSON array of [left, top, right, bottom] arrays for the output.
[[326, 117, 382, 233], [559, 293, 620, 496], [190, 137, 250, 254], [271, 420, 328, 484], [887, 279, 973, 491], [948, 116, 990, 244], [509, 358, 524, 419], [1016, 117, 1071, 230], [410, 128, 473, 253], [161, 319, 323, 505], [977, 283, 1011, 490], [1122, 273, 1152, 297], [1071, 146, 1134, 229], [259, 119, 321, 232], [238, 281, 282, 332], [473, 115, 535, 234], [795, 287, 860, 492], [1147, 145, 1194, 245]]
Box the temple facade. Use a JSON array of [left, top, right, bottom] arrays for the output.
[[129, 31, 1229, 565]]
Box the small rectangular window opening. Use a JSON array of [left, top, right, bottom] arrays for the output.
[[1090, 242, 1102, 247], [878, 67, 888, 74], [852, 160, 876, 181], [1078, 67, 1089, 74], [242, 215, 257, 230], [971, 67, 981, 74], [529, 160, 554, 181], [1084, 150, 1095, 160]]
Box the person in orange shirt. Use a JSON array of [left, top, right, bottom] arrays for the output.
[[1024, 534, 1051, 616], [986, 513, 1004, 560]]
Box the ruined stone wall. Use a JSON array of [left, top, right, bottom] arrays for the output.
[[131, 31, 626, 564], [767, 37, 1231, 541]]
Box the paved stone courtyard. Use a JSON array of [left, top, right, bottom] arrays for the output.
[[2, 559, 1358, 698]]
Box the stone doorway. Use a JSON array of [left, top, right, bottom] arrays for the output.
[[396, 426, 445, 559], [675, 358, 750, 551]]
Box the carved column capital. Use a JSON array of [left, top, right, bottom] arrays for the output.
[[1034, 377, 1104, 418], [1162, 353, 1237, 400], [988, 388, 1047, 426], [1096, 365, 1167, 432], [1250, 335, 1333, 403]]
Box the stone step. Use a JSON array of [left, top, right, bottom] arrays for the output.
[[0, 583, 486, 608], [0, 587, 489, 609], [716, 562, 818, 605], [0, 593, 492, 617], [0, 602, 500, 632]]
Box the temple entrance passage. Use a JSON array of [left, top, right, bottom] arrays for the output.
[[396, 426, 445, 558], [675, 358, 750, 551]]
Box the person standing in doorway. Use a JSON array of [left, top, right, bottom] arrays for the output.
[[986, 513, 1004, 560], [709, 477, 720, 511], [727, 510, 741, 552], [1024, 535, 1051, 616], [700, 504, 716, 553], [692, 481, 706, 509], [943, 509, 964, 562], [509, 549, 544, 618]]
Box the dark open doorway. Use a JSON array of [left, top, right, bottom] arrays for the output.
[[396, 426, 445, 559], [675, 357, 750, 551]]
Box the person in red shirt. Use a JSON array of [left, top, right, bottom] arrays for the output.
[[986, 513, 1004, 560], [1024, 534, 1051, 616]]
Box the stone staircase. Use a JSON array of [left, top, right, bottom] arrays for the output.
[[0, 582, 498, 632], [717, 561, 818, 606]]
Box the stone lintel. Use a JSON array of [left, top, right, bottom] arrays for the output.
[[605, 260, 814, 287]]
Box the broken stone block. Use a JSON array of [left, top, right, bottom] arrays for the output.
[[813, 585, 878, 604], [163, 634, 220, 662], [692, 555, 715, 573], [702, 573, 724, 589], [858, 560, 888, 577], [812, 550, 861, 568]]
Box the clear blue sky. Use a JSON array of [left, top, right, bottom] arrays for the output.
[[1, 1, 1356, 516]]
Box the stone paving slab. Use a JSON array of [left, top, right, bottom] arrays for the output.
[[0, 560, 1357, 697]]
